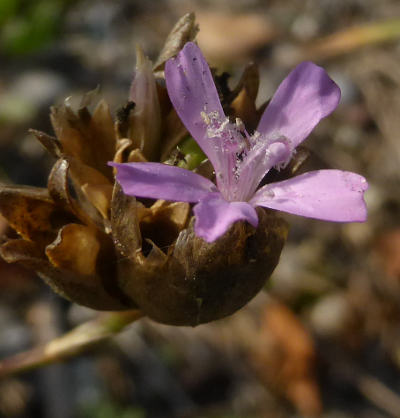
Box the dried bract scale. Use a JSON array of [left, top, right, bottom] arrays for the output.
[[153, 12, 199, 72], [0, 91, 138, 310], [114, 208, 287, 325]]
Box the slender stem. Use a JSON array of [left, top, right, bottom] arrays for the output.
[[357, 374, 400, 418], [305, 18, 400, 60], [0, 310, 143, 378]]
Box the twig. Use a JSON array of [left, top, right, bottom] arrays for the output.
[[357, 374, 400, 418], [304, 18, 400, 61], [322, 344, 400, 418], [0, 310, 143, 378]]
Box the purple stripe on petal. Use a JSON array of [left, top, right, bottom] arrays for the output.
[[194, 194, 258, 242], [109, 162, 217, 203], [257, 62, 341, 148], [250, 170, 368, 222], [165, 42, 225, 169]]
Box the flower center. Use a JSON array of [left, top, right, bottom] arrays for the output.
[[201, 111, 248, 154], [201, 110, 294, 202]]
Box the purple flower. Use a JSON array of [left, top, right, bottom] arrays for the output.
[[110, 42, 368, 243]]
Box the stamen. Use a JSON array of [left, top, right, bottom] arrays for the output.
[[201, 110, 248, 155], [200, 110, 210, 125], [235, 117, 244, 130]]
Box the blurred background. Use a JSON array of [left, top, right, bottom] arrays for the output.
[[1, 0, 400, 417]]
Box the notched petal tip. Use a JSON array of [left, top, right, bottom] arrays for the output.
[[343, 172, 369, 223], [251, 170, 368, 224], [291, 61, 341, 110]]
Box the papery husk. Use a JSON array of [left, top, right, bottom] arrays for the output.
[[0, 235, 133, 310], [230, 63, 260, 131], [0, 185, 75, 250], [50, 99, 115, 181], [153, 12, 199, 72], [0, 99, 132, 311], [113, 208, 288, 326]]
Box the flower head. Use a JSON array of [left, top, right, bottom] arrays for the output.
[[111, 42, 368, 243], [1, 20, 290, 326]]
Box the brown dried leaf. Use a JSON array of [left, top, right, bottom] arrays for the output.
[[110, 183, 144, 258], [139, 201, 190, 251], [47, 158, 95, 226], [1, 238, 44, 262], [46, 224, 135, 309], [50, 100, 115, 180], [153, 13, 199, 71], [0, 213, 9, 236], [114, 138, 133, 163], [150, 200, 189, 229], [145, 239, 168, 265], [231, 88, 259, 132], [79, 85, 101, 108], [149, 201, 190, 232], [67, 156, 113, 223], [233, 63, 260, 103], [51, 104, 84, 161], [48, 159, 72, 207], [46, 224, 101, 277], [0, 185, 73, 249], [91, 100, 117, 165], [29, 129, 62, 158], [81, 184, 113, 220], [127, 148, 148, 163], [113, 139, 149, 166], [229, 64, 260, 130], [1, 237, 132, 310]]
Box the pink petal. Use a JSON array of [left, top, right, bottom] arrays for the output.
[[165, 42, 225, 169], [250, 170, 368, 222], [194, 194, 258, 242], [257, 62, 341, 147], [109, 162, 217, 202]]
